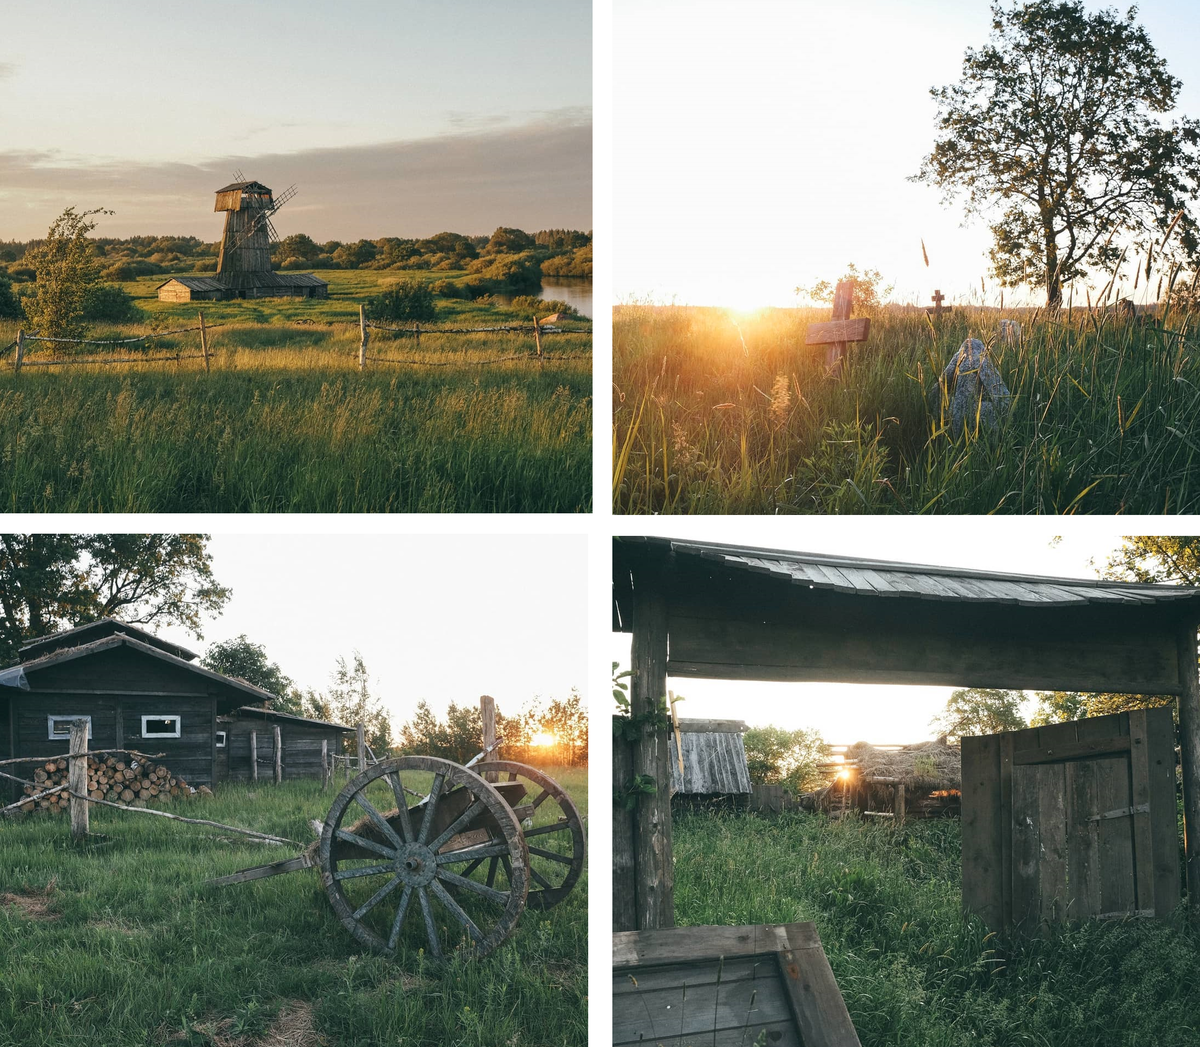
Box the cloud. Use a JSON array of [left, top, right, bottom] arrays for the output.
[[0, 109, 592, 239]]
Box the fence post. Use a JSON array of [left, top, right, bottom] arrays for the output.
[[481, 695, 498, 782], [357, 724, 366, 773], [273, 725, 282, 784], [69, 719, 89, 841], [250, 731, 258, 781], [414, 321, 420, 347], [14, 329, 25, 374], [321, 738, 329, 791], [532, 316, 542, 357], [895, 782, 906, 826], [199, 311, 210, 373], [359, 304, 368, 370]]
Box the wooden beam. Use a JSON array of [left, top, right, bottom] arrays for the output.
[[321, 738, 329, 791], [356, 723, 366, 773], [250, 731, 258, 781], [273, 724, 282, 784], [613, 721, 637, 932], [480, 695, 498, 782], [68, 719, 89, 840], [630, 565, 674, 930], [359, 304, 368, 370], [804, 317, 871, 346], [1177, 618, 1200, 907]]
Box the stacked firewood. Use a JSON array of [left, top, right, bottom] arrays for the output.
[[20, 755, 195, 814]]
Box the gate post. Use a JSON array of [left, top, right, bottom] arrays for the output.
[[68, 719, 89, 841], [1177, 617, 1200, 906]]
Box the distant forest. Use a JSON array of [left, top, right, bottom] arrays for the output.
[[0, 225, 591, 297]]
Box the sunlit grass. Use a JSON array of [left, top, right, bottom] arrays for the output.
[[613, 303, 1200, 514]]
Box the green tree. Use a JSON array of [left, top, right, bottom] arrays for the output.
[[914, 1, 1200, 307], [201, 634, 299, 712], [0, 270, 21, 319], [484, 227, 536, 255], [396, 699, 448, 755], [320, 652, 392, 754], [743, 724, 829, 793], [0, 534, 230, 666], [796, 263, 893, 311], [22, 206, 113, 336], [276, 233, 320, 262], [932, 687, 1027, 739], [366, 279, 436, 323]]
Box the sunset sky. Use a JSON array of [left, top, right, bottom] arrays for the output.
[[611, 521, 1162, 744], [144, 534, 588, 729], [614, 0, 1200, 310], [0, 1, 591, 241]]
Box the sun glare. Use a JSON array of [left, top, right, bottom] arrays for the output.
[[531, 730, 556, 747]]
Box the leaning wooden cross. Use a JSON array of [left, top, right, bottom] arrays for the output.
[[926, 288, 952, 321], [805, 279, 870, 376]]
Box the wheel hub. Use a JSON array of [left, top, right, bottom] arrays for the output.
[[394, 843, 436, 886]]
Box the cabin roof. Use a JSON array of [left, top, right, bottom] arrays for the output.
[[154, 273, 327, 292], [19, 618, 198, 662], [215, 180, 271, 193], [6, 631, 278, 704], [154, 276, 226, 292], [233, 706, 354, 732], [668, 718, 751, 795], [614, 537, 1200, 625]]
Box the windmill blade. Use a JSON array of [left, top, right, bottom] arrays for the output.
[[264, 215, 281, 243], [268, 184, 298, 214], [232, 167, 246, 182], [225, 208, 275, 255]]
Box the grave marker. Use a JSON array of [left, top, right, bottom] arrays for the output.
[[926, 289, 953, 321], [805, 279, 870, 376]]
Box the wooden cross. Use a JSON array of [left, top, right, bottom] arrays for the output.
[[926, 289, 952, 321], [805, 279, 870, 376]]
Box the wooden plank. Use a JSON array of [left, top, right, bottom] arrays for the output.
[[999, 733, 1014, 931], [804, 317, 870, 347], [614, 924, 819, 967], [1127, 709, 1157, 914], [1082, 716, 1136, 917], [1013, 736, 1131, 765], [677, 719, 747, 734], [1036, 755, 1069, 925], [613, 956, 767, 994], [613, 729, 637, 932], [1177, 618, 1200, 909], [961, 735, 1003, 929], [1145, 705, 1182, 916], [779, 922, 862, 1047], [68, 719, 89, 840], [1010, 759, 1040, 928]]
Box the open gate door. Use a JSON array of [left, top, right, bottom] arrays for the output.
[[962, 707, 1179, 932]]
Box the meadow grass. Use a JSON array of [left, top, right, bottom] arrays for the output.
[[0, 767, 587, 1047], [673, 807, 1200, 1047], [0, 273, 592, 512], [612, 303, 1200, 514]]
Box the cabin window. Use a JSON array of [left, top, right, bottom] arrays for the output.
[[141, 715, 181, 739], [47, 715, 92, 741], [215, 731, 227, 748]]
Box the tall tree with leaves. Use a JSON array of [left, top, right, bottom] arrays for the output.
[[0, 534, 230, 666], [22, 206, 113, 336], [914, 1, 1200, 306], [932, 687, 1027, 740], [320, 652, 392, 754], [201, 634, 299, 713]]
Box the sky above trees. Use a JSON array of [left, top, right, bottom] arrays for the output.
[[614, 0, 1200, 309], [0, 1, 591, 239]]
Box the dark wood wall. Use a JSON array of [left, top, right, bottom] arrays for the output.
[[218, 716, 344, 782]]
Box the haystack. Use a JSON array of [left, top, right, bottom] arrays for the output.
[[808, 740, 962, 819]]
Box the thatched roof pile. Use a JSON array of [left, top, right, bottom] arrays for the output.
[[843, 740, 961, 791]]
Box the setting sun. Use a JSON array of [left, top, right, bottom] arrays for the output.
[[531, 730, 557, 747]]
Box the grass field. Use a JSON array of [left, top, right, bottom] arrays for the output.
[[672, 808, 1200, 1047], [613, 303, 1200, 514], [0, 271, 591, 513], [0, 766, 587, 1047]]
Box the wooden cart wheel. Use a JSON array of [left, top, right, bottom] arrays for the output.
[[319, 755, 528, 960], [472, 761, 584, 910]]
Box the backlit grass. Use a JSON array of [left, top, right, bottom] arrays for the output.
[[613, 303, 1200, 514], [0, 768, 587, 1047]]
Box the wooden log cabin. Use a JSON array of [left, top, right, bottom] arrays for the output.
[[0, 619, 350, 794]]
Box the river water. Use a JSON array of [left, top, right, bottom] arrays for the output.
[[534, 278, 593, 319]]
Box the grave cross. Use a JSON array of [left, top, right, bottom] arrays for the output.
[[926, 289, 953, 321], [805, 279, 871, 377]]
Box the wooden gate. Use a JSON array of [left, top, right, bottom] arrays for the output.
[[962, 707, 1179, 931]]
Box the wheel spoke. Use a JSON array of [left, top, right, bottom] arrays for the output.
[[529, 865, 555, 891], [435, 841, 510, 865], [426, 800, 486, 854], [387, 885, 414, 951], [437, 866, 509, 905], [352, 873, 404, 920], [530, 788, 551, 811], [335, 828, 396, 860], [486, 856, 499, 887], [523, 819, 572, 839], [417, 886, 441, 958], [385, 772, 415, 843], [417, 773, 445, 845], [333, 862, 394, 881], [353, 791, 405, 850], [429, 879, 484, 943], [459, 856, 486, 878], [501, 855, 514, 887], [528, 845, 573, 865]]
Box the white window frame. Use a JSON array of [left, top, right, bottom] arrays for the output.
[[47, 715, 92, 741], [141, 714, 181, 739], [215, 731, 227, 748]]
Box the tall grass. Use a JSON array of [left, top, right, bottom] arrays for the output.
[[0, 321, 592, 513], [674, 808, 1200, 1047], [613, 303, 1200, 513], [0, 771, 587, 1047]]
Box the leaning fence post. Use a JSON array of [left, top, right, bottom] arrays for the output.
[[273, 725, 282, 784], [359, 304, 368, 370], [250, 731, 258, 781], [480, 695, 498, 782], [14, 329, 25, 374], [199, 311, 210, 373], [69, 719, 89, 840], [321, 738, 329, 791], [357, 723, 366, 773], [414, 321, 420, 347], [532, 315, 542, 357]]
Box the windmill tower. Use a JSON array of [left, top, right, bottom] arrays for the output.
[[214, 179, 297, 281]]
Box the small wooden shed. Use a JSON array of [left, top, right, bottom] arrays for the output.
[[668, 718, 752, 798], [216, 706, 352, 783], [155, 276, 226, 302]]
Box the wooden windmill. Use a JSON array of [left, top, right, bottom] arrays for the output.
[[214, 179, 298, 278]]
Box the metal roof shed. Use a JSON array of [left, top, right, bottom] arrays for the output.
[[612, 536, 1200, 931]]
